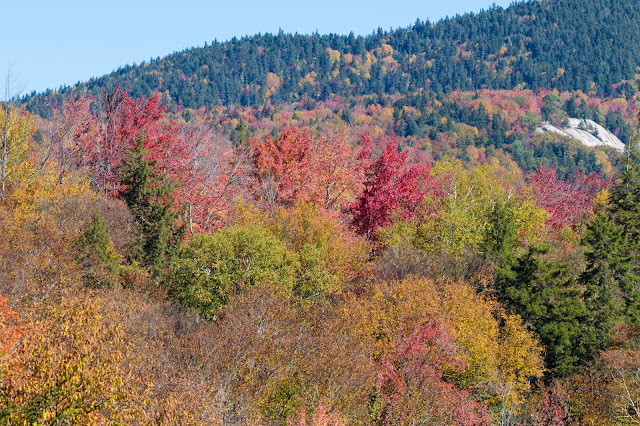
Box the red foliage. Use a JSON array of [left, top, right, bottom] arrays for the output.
[[0, 296, 26, 362], [307, 130, 369, 210], [250, 126, 367, 212], [179, 121, 250, 231], [375, 317, 489, 425], [76, 86, 190, 196], [528, 166, 610, 232], [250, 126, 312, 208], [39, 95, 93, 181], [530, 388, 570, 425], [55, 87, 248, 231], [350, 136, 439, 239]]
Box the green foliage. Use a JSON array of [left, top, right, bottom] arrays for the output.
[[610, 151, 640, 240], [120, 135, 183, 271], [23, 0, 640, 113], [76, 209, 120, 288], [166, 224, 298, 319], [580, 214, 629, 334], [582, 151, 640, 325], [271, 203, 370, 297], [541, 94, 563, 121], [481, 198, 517, 261], [77, 210, 114, 266], [495, 245, 598, 377], [260, 378, 302, 423]]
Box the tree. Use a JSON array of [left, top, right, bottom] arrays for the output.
[[581, 151, 640, 325], [308, 130, 368, 212], [0, 70, 32, 196], [495, 245, 597, 377], [38, 95, 92, 181], [372, 316, 490, 425], [482, 197, 517, 261], [119, 134, 183, 270], [250, 125, 312, 210], [179, 119, 250, 232], [270, 203, 371, 297], [580, 214, 631, 334], [350, 137, 433, 240], [77, 86, 190, 196], [166, 224, 298, 319], [250, 127, 368, 213], [528, 166, 610, 232]]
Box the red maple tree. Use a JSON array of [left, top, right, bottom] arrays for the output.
[[528, 166, 610, 232], [350, 136, 438, 240]]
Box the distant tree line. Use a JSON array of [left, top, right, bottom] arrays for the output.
[[21, 0, 640, 114]]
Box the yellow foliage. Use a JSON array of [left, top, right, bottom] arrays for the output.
[[380, 43, 393, 56], [592, 188, 610, 212], [326, 48, 341, 64], [417, 158, 548, 255], [0, 106, 35, 191], [299, 71, 318, 87], [266, 72, 282, 91], [0, 296, 140, 423], [346, 277, 543, 413]]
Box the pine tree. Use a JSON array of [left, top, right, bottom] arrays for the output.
[[584, 150, 640, 324], [77, 210, 112, 266], [610, 151, 640, 240], [120, 134, 183, 271], [495, 245, 596, 377], [481, 198, 517, 261], [581, 214, 629, 330]]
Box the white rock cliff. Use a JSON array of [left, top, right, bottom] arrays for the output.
[[536, 118, 626, 152]]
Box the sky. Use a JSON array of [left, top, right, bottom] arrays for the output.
[[2, 0, 514, 96]]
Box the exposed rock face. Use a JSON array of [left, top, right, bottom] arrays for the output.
[[536, 118, 626, 152]]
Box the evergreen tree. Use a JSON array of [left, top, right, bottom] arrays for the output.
[[120, 134, 183, 271], [481, 198, 516, 261], [495, 245, 597, 377], [610, 150, 640, 240], [586, 150, 640, 324], [76, 209, 119, 288], [580, 214, 629, 336], [77, 210, 112, 266]]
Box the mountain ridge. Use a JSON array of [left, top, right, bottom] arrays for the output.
[[22, 0, 640, 116]]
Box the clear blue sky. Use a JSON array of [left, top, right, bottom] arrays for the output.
[[2, 0, 513, 96]]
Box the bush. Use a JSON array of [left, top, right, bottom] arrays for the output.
[[166, 224, 298, 319]]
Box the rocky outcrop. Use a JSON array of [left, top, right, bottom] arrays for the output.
[[536, 118, 625, 152]]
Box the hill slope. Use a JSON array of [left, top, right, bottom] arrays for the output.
[[23, 0, 640, 114]]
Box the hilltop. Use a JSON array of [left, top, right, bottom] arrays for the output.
[[22, 0, 640, 115]]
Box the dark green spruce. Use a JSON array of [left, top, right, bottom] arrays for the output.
[[119, 134, 183, 272]]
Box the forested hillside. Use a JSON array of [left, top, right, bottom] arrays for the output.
[[22, 0, 640, 113], [3, 0, 640, 423], [2, 83, 640, 424]]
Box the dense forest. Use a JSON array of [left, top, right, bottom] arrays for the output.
[[21, 0, 640, 114], [2, 0, 640, 424]]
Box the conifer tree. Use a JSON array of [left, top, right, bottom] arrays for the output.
[[583, 150, 640, 324], [609, 151, 640, 240], [119, 134, 183, 271], [482, 198, 517, 261], [496, 245, 597, 377], [580, 214, 629, 331], [77, 210, 112, 266]]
